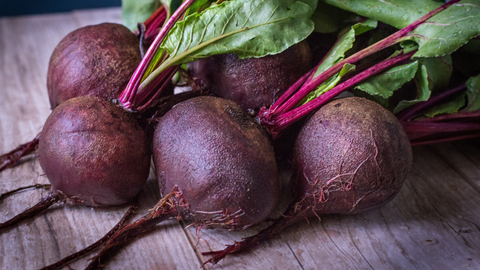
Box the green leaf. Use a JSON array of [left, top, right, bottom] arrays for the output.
[[184, 0, 215, 16], [122, 0, 162, 31], [311, 2, 355, 33], [313, 19, 377, 77], [419, 55, 453, 92], [299, 0, 319, 14], [295, 20, 376, 107], [323, 0, 441, 29], [353, 56, 452, 112], [299, 63, 356, 106], [411, 0, 480, 57], [423, 94, 466, 117], [394, 63, 432, 113], [421, 73, 480, 117], [355, 61, 418, 99], [161, 0, 316, 65], [465, 73, 480, 111], [323, 0, 480, 58], [162, 0, 183, 16]]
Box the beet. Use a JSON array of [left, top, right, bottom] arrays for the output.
[[153, 96, 280, 229], [38, 96, 150, 206], [76, 96, 280, 268], [47, 23, 142, 109], [1, 23, 144, 173], [292, 97, 412, 215], [201, 97, 413, 265], [188, 41, 312, 113]]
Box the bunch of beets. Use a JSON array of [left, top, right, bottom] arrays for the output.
[[1, 0, 478, 269]]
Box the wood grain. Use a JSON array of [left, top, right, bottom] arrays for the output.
[[1, 7, 479, 270]]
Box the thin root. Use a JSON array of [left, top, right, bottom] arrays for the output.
[[0, 184, 51, 203]]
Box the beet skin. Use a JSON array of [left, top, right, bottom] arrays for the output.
[[188, 41, 312, 113], [292, 97, 413, 215], [38, 96, 150, 206], [152, 96, 280, 229], [47, 23, 142, 109]]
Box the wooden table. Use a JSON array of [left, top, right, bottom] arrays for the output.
[[1, 7, 480, 270]]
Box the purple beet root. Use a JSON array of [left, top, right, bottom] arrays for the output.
[[47, 23, 142, 109], [79, 96, 281, 269], [188, 41, 312, 113], [292, 97, 413, 215], [1, 23, 143, 173], [201, 97, 413, 266], [38, 96, 150, 206], [153, 96, 280, 229]]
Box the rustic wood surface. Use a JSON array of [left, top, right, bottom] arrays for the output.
[[1, 7, 480, 270]]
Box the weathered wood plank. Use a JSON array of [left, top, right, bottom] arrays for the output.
[[276, 145, 480, 270], [1, 7, 480, 270], [72, 8, 123, 26], [185, 143, 480, 269]]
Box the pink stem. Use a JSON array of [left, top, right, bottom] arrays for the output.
[[259, 70, 313, 118], [267, 0, 460, 119], [136, 66, 180, 112], [413, 110, 480, 123], [118, 0, 198, 110], [143, 6, 167, 44], [264, 51, 415, 138], [403, 121, 480, 133]]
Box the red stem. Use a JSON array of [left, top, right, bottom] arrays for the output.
[[118, 0, 198, 110], [402, 110, 480, 145], [144, 6, 168, 45], [403, 121, 480, 133], [268, 0, 460, 120], [396, 80, 480, 145], [135, 65, 179, 112], [412, 110, 480, 123], [143, 5, 165, 27], [410, 132, 480, 146], [263, 51, 415, 138], [262, 70, 313, 116], [267, 27, 353, 114]]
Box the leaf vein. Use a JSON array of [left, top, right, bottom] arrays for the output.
[[242, 1, 260, 29]]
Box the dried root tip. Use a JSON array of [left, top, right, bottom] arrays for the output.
[[0, 133, 40, 173], [85, 187, 183, 270], [39, 201, 139, 270], [0, 184, 51, 203], [201, 215, 293, 267], [194, 208, 248, 231], [0, 190, 61, 232]]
